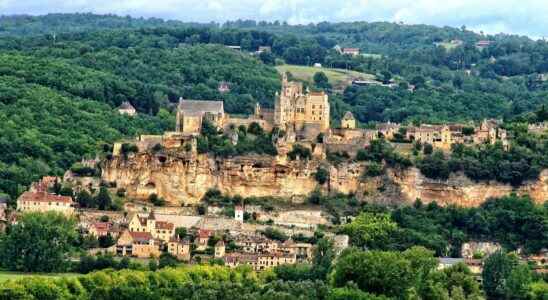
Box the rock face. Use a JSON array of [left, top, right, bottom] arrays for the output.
[[102, 152, 366, 205], [389, 168, 548, 206], [102, 152, 547, 206]]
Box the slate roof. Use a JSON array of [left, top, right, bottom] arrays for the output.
[[178, 99, 224, 116], [118, 101, 135, 110], [342, 111, 355, 120]]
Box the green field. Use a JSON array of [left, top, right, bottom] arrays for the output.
[[0, 271, 79, 282], [275, 64, 376, 91]]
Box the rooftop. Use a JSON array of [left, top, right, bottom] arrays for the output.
[[178, 99, 224, 115], [18, 191, 73, 204]]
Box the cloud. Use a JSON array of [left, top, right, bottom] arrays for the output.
[[2, 0, 548, 38]]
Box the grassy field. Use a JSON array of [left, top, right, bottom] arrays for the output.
[[0, 271, 80, 282], [275, 64, 376, 91]]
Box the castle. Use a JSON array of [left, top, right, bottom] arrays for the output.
[[174, 73, 330, 141], [273, 73, 330, 138]]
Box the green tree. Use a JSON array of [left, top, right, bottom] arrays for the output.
[[313, 72, 330, 89], [95, 186, 112, 210], [0, 212, 77, 272], [315, 167, 329, 185], [482, 251, 518, 299], [311, 238, 335, 280], [342, 212, 398, 249]]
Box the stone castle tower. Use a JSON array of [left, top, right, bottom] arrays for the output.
[[274, 73, 330, 137]]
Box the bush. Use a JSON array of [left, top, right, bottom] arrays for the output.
[[288, 144, 312, 160], [314, 167, 329, 184]]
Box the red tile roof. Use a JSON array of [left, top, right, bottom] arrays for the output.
[[129, 231, 153, 242], [18, 191, 73, 204], [156, 221, 174, 230]]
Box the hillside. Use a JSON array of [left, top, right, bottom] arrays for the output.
[[0, 13, 547, 199]]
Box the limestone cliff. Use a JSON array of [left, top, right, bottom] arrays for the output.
[[389, 168, 548, 206], [102, 152, 366, 205], [102, 152, 547, 206]]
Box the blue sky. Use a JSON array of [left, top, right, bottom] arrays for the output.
[[1, 0, 547, 38]]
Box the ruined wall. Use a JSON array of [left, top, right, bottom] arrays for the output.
[[389, 168, 548, 206]]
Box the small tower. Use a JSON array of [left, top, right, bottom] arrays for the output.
[[234, 205, 244, 223], [146, 210, 156, 232], [214, 240, 225, 258], [341, 111, 356, 129]]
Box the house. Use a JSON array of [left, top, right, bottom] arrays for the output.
[[175, 98, 226, 134], [224, 252, 297, 271], [16, 191, 74, 216], [234, 235, 278, 254], [194, 229, 213, 251], [438, 257, 464, 270], [116, 230, 161, 258], [377, 122, 400, 139], [342, 48, 360, 56], [313, 63, 322, 68], [118, 101, 137, 116], [341, 111, 356, 129], [475, 40, 493, 49], [218, 81, 230, 93], [279, 240, 314, 261], [88, 222, 112, 237], [214, 240, 226, 258], [128, 211, 175, 243], [167, 237, 191, 261]]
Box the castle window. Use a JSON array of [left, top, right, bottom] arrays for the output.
[[312, 105, 315, 109]]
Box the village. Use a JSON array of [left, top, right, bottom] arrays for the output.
[[0, 73, 545, 279]]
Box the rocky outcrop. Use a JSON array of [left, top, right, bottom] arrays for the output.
[[102, 152, 367, 205], [389, 168, 548, 206], [102, 152, 547, 207]]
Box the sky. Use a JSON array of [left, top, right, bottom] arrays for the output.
[[1, 0, 548, 38]]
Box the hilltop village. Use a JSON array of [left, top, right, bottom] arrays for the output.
[[2, 73, 545, 276]]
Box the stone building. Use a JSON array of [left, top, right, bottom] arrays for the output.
[[214, 240, 226, 258], [167, 237, 191, 261], [17, 191, 74, 216], [176, 98, 226, 134], [274, 73, 330, 139], [128, 211, 175, 243], [341, 111, 356, 129], [116, 230, 161, 258]]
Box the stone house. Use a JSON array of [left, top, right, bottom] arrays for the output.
[[128, 211, 175, 243], [279, 240, 314, 261], [16, 191, 74, 216], [194, 229, 213, 251], [224, 252, 297, 271], [167, 237, 191, 261], [214, 240, 226, 258], [116, 230, 161, 258], [118, 101, 137, 116]]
